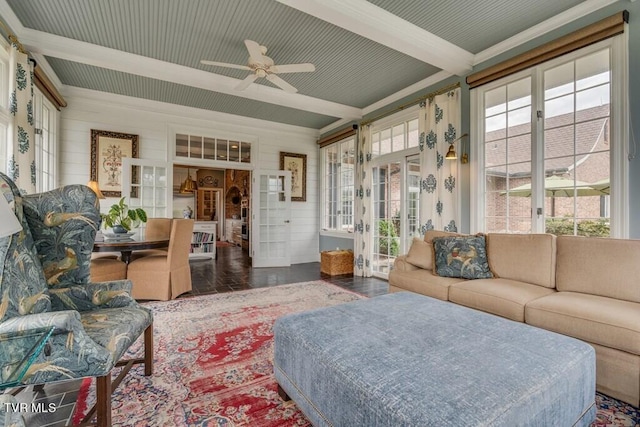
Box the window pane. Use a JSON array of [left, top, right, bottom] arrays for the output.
[[229, 141, 240, 162], [216, 140, 228, 160], [176, 134, 188, 157], [392, 124, 404, 152], [241, 142, 251, 163], [485, 139, 506, 168], [380, 128, 391, 155], [545, 61, 574, 99], [576, 84, 609, 122], [485, 85, 506, 116], [407, 119, 419, 148], [576, 49, 609, 90]]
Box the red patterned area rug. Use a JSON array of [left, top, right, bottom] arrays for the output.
[[72, 281, 362, 426], [72, 282, 639, 426]]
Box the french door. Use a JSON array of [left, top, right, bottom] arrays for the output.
[[371, 154, 420, 278], [121, 158, 171, 235], [252, 170, 291, 267]]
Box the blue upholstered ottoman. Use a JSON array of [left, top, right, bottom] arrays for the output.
[[273, 292, 596, 426]]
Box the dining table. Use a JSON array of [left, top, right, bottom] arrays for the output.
[[93, 233, 170, 264]]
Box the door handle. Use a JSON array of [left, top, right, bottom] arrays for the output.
[[284, 220, 290, 223]]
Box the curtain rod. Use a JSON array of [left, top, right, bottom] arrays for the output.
[[0, 20, 27, 54], [360, 81, 461, 126]]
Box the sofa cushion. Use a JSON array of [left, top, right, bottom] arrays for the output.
[[405, 237, 433, 270], [432, 235, 492, 279], [409, 230, 463, 270], [525, 292, 640, 356], [449, 278, 556, 322], [388, 268, 465, 301], [556, 236, 640, 303], [486, 233, 556, 288]]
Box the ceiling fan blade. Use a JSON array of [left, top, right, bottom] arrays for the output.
[[235, 74, 259, 91], [200, 60, 251, 71], [266, 74, 298, 93], [244, 40, 264, 63], [270, 63, 315, 74]]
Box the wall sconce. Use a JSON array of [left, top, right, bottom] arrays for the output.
[[445, 133, 469, 163]]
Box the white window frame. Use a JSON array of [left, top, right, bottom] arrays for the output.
[[320, 135, 356, 237], [34, 90, 58, 192], [370, 106, 420, 158], [471, 36, 628, 238]]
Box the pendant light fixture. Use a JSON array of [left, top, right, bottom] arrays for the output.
[[181, 168, 197, 193]]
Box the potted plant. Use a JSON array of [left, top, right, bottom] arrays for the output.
[[101, 197, 148, 233]]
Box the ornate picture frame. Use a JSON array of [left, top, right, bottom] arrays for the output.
[[90, 129, 139, 197], [280, 151, 307, 202]]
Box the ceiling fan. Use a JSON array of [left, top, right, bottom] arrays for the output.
[[200, 40, 315, 93]]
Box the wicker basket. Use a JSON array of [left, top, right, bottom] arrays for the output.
[[320, 250, 354, 276]]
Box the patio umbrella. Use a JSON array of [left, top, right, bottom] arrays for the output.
[[590, 178, 610, 195], [501, 176, 607, 216]]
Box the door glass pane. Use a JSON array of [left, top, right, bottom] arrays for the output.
[[543, 47, 610, 237], [484, 77, 532, 233], [372, 162, 401, 276], [255, 172, 290, 267], [406, 156, 421, 251]]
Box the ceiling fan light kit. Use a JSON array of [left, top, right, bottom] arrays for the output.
[[201, 39, 315, 94]]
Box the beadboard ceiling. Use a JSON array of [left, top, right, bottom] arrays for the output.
[[0, 0, 614, 130]]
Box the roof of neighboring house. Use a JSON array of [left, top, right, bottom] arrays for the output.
[[485, 104, 609, 177]]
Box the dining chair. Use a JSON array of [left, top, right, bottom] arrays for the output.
[[127, 218, 172, 263], [0, 172, 153, 427], [90, 257, 127, 282], [127, 219, 194, 300]]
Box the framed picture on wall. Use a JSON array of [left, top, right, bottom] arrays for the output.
[[90, 129, 139, 197], [280, 151, 306, 202]]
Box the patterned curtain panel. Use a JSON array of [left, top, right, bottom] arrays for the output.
[[419, 88, 461, 233], [7, 43, 36, 194], [354, 125, 373, 277]]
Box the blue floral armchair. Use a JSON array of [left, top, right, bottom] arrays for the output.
[[0, 172, 153, 427]]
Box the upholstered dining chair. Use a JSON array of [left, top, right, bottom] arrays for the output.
[[90, 256, 128, 282], [0, 172, 153, 427], [127, 217, 172, 262], [127, 219, 194, 300]]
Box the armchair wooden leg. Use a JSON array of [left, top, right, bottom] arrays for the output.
[[96, 375, 112, 427], [144, 323, 154, 376]]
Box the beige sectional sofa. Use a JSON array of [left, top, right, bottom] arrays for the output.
[[389, 231, 640, 407]]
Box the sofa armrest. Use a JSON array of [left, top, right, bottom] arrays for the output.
[[49, 279, 136, 312], [394, 255, 421, 272]]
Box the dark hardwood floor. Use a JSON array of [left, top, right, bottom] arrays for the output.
[[189, 245, 388, 297], [13, 245, 388, 427]]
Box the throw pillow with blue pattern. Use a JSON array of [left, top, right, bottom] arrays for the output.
[[432, 234, 493, 279]]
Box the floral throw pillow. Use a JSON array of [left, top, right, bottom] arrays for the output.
[[432, 235, 493, 279]]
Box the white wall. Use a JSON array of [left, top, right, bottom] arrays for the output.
[[59, 87, 321, 264]]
